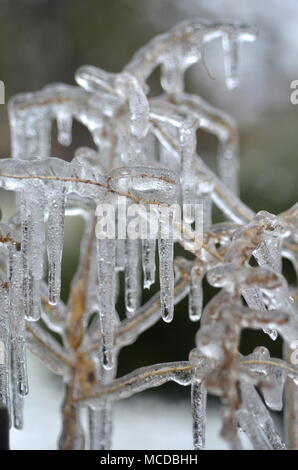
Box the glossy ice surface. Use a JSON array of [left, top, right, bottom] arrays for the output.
[[0, 19, 297, 450]]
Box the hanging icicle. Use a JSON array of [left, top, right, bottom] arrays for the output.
[[0, 283, 10, 411], [47, 186, 66, 305], [11, 348, 24, 430], [179, 117, 199, 223], [191, 378, 207, 450], [142, 238, 156, 289], [96, 236, 116, 370], [8, 244, 28, 396], [189, 263, 204, 322], [222, 27, 239, 90], [20, 189, 46, 321], [158, 207, 175, 322], [124, 239, 141, 316]]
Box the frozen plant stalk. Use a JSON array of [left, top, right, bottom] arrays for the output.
[[0, 18, 296, 452]]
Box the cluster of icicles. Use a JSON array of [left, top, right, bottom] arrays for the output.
[[0, 18, 298, 450]]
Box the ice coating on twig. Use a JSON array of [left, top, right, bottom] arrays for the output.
[[0, 223, 28, 401], [26, 322, 71, 376], [242, 347, 288, 411], [85, 362, 192, 406], [221, 25, 256, 90], [8, 245, 28, 396], [237, 382, 286, 450], [87, 361, 115, 450]]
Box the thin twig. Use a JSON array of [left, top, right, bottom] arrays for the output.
[[74, 362, 192, 404], [26, 323, 74, 368]]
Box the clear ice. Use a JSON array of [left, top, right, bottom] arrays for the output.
[[0, 18, 296, 451]]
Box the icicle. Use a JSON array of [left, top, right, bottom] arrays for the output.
[[86, 362, 192, 406], [242, 286, 277, 341], [120, 72, 149, 140], [56, 111, 73, 146], [88, 402, 113, 450], [238, 382, 286, 450], [141, 201, 158, 289], [196, 173, 214, 231], [243, 347, 287, 411], [222, 28, 239, 90], [115, 239, 126, 272], [11, 348, 24, 429], [191, 379, 207, 450], [124, 239, 141, 316], [97, 238, 116, 370], [142, 238, 156, 289], [179, 118, 198, 223], [88, 356, 115, 449], [9, 102, 40, 160], [0, 284, 10, 410], [114, 72, 150, 165], [10, 105, 52, 160], [221, 25, 256, 90], [217, 140, 239, 195], [47, 187, 66, 305], [37, 116, 52, 158], [20, 194, 31, 320], [189, 264, 203, 322], [158, 208, 174, 322], [8, 246, 28, 396], [161, 49, 185, 95], [20, 189, 45, 321]]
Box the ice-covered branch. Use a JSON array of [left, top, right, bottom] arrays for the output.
[[76, 362, 192, 406], [26, 323, 73, 375]]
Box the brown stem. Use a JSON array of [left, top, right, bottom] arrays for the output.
[[58, 378, 85, 450]]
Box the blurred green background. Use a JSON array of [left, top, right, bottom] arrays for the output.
[[0, 0, 297, 380]]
